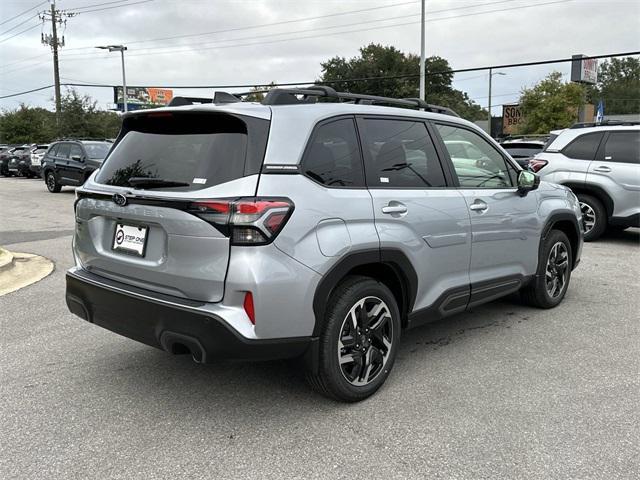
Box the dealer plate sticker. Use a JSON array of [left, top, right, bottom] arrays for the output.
[[113, 223, 148, 256]]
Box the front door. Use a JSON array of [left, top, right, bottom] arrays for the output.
[[67, 143, 86, 184], [433, 122, 540, 300], [357, 116, 472, 318]]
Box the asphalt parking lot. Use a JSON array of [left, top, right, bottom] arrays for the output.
[[1, 176, 639, 480]]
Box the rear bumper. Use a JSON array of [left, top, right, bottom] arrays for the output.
[[66, 268, 313, 363]]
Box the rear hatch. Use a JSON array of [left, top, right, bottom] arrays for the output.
[[74, 109, 270, 302]]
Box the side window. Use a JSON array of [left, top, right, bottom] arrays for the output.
[[360, 118, 446, 188], [69, 144, 83, 159], [302, 117, 364, 187], [562, 132, 604, 160], [48, 144, 59, 157], [56, 143, 71, 159], [435, 123, 515, 188], [603, 131, 640, 164]]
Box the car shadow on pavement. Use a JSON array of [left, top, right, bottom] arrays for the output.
[[599, 228, 639, 245], [81, 294, 537, 411]]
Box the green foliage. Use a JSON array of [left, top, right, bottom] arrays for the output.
[[518, 72, 586, 134], [588, 57, 640, 115], [244, 82, 277, 102], [0, 88, 121, 143], [0, 105, 55, 144], [318, 44, 487, 120]]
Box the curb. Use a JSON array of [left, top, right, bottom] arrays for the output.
[[0, 247, 15, 272]]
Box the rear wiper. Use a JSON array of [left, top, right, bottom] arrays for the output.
[[127, 177, 190, 189]]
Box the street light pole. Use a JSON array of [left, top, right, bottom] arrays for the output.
[[96, 45, 128, 112], [487, 70, 506, 136], [419, 0, 426, 101]]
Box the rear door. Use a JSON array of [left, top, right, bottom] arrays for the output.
[[55, 143, 72, 183], [358, 116, 472, 316], [66, 143, 86, 184], [588, 129, 640, 217], [559, 132, 605, 183], [434, 122, 540, 292], [74, 110, 270, 302]]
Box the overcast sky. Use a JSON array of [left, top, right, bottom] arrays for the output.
[[1, 0, 639, 115]]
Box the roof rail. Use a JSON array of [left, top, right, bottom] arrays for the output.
[[54, 137, 114, 142], [570, 120, 640, 129], [261, 86, 460, 117]]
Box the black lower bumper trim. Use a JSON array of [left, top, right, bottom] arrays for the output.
[[66, 270, 313, 362], [610, 214, 640, 228]]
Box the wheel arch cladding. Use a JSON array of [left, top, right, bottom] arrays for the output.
[[311, 249, 418, 335], [562, 182, 614, 218], [542, 213, 580, 269]]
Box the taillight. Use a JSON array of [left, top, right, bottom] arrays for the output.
[[188, 197, 294, 245], [529, 159, 548, 173]]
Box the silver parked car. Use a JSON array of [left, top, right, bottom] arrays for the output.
[[531, 122, 640, 241], [66, 87, 583, 401]]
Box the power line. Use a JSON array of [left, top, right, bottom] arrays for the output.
[[0, 23, 41, 45], [66, 0, 131, 11], [0, 0, 47, 27], [2, 51, 637, 100], [0, 13, 39, 37], [49, 0, 574, 63], [69, 0, 155, 15]]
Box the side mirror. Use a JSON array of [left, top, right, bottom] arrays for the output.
[[517, 170, 540, 196], [71, 155, 83, 162]]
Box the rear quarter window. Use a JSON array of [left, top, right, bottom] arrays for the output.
[[561, 132, 604, 160]]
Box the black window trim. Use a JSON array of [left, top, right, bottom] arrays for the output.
[[355, 114, 457, 190], [561, 131, 606, 161], [300, 114, 368, 190], [431, 119, 520, 190]]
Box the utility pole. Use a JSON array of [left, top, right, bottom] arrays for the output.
[[40, 1, 76, 126], [419, 0, 426, 101], [487, 69, 506, 136]]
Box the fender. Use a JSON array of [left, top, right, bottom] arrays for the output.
[[311, 248, 418, 336], [539, 212, 582, 271]]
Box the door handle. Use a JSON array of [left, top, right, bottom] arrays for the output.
[[593, 166, 611, 173], [469, 200, 488, 212], [382, 202, 408, 215]]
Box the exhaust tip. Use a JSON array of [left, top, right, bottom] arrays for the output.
[[159, 331, 206, 364]]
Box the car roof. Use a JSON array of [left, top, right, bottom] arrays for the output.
[[125, 101, 486, 166], [547, 125, 639, 151]]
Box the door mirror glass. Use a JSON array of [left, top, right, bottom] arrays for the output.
[[517, 170, 539, 195], [71, 155, 83, 161]]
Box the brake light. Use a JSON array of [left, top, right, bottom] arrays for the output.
[[243, 292, 255, 324], [529, 159, 548, 173], [188, 197, 294, 245]]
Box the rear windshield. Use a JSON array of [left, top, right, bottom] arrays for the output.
[[83, 143, 111, 159], [502, 144, 543, 158], [95, 112, 268, 191]]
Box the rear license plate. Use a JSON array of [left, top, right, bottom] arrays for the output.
[[113, 223, 148, 257]]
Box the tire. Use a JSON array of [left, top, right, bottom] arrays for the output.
[[577, 193, 607, 241], [306, 275, 401, 402], [45, 171, 61, 193], [521, 229, 572, 309]]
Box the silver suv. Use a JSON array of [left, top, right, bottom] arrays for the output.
[[531, 122, 640, 241], [66, 87, 583, 402]]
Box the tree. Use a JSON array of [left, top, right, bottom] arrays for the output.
[[244, 82, 277, 102], [0, 105, 55, 144], [517, 72, 586, 134], [589, 57, 640, 115], [318, 44, 486, 120], [59, 88, 121, 139]]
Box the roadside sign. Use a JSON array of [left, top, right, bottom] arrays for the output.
[[502, 104, 524, 135]]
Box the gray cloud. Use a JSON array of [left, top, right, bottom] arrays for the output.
[[1, 0, 639, 112]]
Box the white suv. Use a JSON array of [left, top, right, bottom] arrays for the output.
[[531, 123, 640, 240]]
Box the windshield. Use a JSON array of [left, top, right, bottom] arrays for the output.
[[83, 143, 111, 159]]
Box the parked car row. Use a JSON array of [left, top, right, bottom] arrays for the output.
[[0, 139, 113, 192]]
